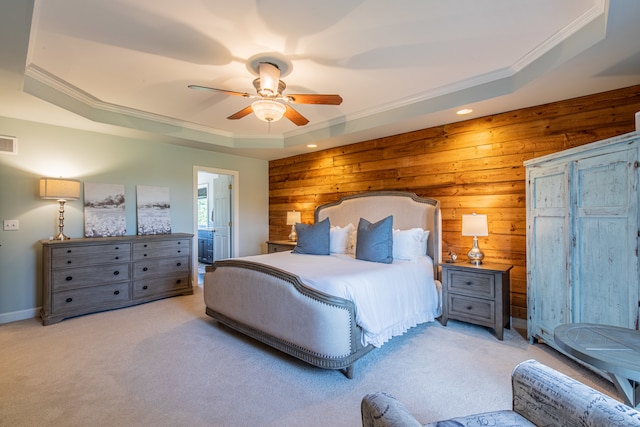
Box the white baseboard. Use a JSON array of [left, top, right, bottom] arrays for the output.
[[0, 307, 40, 325]]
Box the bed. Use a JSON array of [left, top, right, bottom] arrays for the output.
[[203, 191, 442, 378]]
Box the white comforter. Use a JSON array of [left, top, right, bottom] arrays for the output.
[[237, 251, 441, 347]]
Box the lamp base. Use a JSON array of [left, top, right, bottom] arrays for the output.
[[288, 225, 297, 242], [54, 231, 71, 240], [467, 236, 484, 265]]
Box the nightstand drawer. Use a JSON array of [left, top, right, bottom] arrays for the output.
[[447, 270, 495, 298], [267, 240, 296, 253], [448, 294, 495, 324]]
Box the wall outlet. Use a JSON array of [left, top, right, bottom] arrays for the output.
[[3, 220, 19, 231]]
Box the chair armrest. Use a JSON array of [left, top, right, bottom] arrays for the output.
[[361, 392, 422, 427], [512, 359, 640, 426]]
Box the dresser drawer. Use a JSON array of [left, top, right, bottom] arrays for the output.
[[133, 239, 191, 260], [133, 256, 190, 279], [447, 270, 495, 298], [52, 282, 130, 314], [51, 243, 131, 268], [52, 263, 131, 291], [448, 294, 495, 324], [133, 274, 190, 298]]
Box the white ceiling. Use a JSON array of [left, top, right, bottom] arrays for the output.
[[1, 0, 640, 160]]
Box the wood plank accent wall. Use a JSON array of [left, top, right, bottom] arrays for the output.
[[269, 84, 640, 320]]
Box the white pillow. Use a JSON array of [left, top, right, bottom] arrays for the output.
[[393, 228, 425, 261], [421, 230, 430, 255], [330, 223, 355, 254]]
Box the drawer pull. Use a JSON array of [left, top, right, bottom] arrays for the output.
[[465, 281, 473, 286], [113, 270, 120, 276], [67, 260, 72, 264], [66, 249, 72, 253], [144, 244, 148, 248], [466, 305, 473, 310], [66, 276, 73, 281], [115, 246, 119, 250], [143, 254, 148, 257], [177, 250, 181, 253], [114, 290, 120, 295], [177, 241, 181, 245], [176, 262, 182, 267], [115, 256, 119, 260], [66, 297, 73, 303], [176, 279, 182, 284], [143, 267, 148, 272], [143, 285, 148, 290]]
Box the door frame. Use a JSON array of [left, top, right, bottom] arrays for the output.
[[193, 165, 240, 284]]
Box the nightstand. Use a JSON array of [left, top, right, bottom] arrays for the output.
[[440, 262, 512, 340], [267, 240, 296, 253]]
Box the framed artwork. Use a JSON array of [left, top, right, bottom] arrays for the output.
[[84, 183, 126, 237], [136, 185, 171, 235]]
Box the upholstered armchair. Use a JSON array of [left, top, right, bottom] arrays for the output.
[[361, 359, 640, 427]]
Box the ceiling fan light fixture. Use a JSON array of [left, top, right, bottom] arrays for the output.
[[258, 62, 280, 97], [251, 100, 286, 122]]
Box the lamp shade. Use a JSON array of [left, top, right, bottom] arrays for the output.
[[286, 210, 301, 225], [461, 213, 488, 236], [40, 178, 80, 200], [252, 100, 286, 122]]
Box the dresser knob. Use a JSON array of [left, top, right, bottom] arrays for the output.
[[114, 290, 120, 295], [144, 244, 148, 247], [115, 246, 119, 250], [113, 270, 120, 276], [465, 281, 473, 286], [176, 262, 182, 267], [66, 276, 73, 281], [466, 305, 473, 310], [176, 279, 182, 284], [144, 254, 148, 257], [177, 250, 181, 253], [66, 297, 73, 303], [115, 256, 119, 260], [143, 267, 148, 272], [143, 285, 148, 290], [66, 249, 72, 253], [67, 260, 72, 264]]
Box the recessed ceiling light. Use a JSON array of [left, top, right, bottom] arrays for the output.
[[457, 108, 473, 115], [307, 144, 317, 148]]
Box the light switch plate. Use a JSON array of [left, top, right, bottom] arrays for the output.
[[3, 220, 19, 231]]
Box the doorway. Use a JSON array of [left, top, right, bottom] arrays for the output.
[[194, 166, 239, 285]]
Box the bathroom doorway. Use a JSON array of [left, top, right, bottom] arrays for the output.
[[194, 166, 239, 285]]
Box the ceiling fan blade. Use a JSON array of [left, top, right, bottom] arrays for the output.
[[188, 85, 252, 98], [258, 62, 281, 96], [286, 94, 343, 105], [284, 105, 309, 126], [227, 105, 254, 120]]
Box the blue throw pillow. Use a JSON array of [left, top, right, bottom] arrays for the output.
[[293, 217, 330, 255], [356, 215, 393, 263]]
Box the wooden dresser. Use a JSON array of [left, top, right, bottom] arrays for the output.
[[41, 233, 193, 325]]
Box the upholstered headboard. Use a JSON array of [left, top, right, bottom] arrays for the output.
[[315, 191, 441, 277]]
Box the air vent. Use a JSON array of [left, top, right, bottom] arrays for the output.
[[0, 135, 17, 155]]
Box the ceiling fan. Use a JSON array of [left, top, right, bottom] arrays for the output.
[[188, 62, 342, 126]]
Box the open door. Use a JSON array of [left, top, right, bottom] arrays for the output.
[[212, 175, 232, 260]]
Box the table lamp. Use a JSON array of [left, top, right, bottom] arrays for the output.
[[286, 210, 301, 242], [40, 177, 81, 240], [462, 213, 488, 265]]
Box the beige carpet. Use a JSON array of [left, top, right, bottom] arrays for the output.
[[0, 286, 617, 427]]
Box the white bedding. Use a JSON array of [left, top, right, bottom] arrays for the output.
[[237, 251, 442, 347]]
